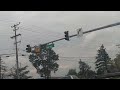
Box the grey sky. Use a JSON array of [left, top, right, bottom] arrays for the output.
[[1, 11, 120, 78]]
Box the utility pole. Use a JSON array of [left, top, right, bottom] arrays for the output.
[[11, 22, 21, 79]]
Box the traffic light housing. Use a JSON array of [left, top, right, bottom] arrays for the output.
[[64, 31, 69, 41], [26, 45, 31, 53]]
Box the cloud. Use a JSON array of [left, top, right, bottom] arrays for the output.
[[1, 11, 120, 78]]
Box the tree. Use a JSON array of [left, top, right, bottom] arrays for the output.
[[108, 53, 120, 73], [78, 59, 96, 79], [109, 45, 120, 72], [8, 64, 32, 79], [113, 54, 120, 71], [67, 69, 77, 76], [29, 44, 59, 79], [106, 60, 118, 73], [95, 44, 111, 75], [0, 57, 7, 79]]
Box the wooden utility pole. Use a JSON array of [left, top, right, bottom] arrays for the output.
[[11, 22, 21, 79]]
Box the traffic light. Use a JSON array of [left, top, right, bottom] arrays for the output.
[[26, 45, 31, 53], [64, 31, 69, 41]]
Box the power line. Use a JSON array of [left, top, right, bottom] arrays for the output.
[[21, 24, 61, 34], [0, 48, 15, 51], [20, 26, 62, 39], [0, 53, 16, 56], [59, 56, 96, 63], [19, 26, 62, 46], [59, 56, 95, 58], [59, 59, 95, 63], [20, 25, 62, 37], [17, 34, 22, 47], [0, 19, 16, 23], [0, 34, 12, 36]]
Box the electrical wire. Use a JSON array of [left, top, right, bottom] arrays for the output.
[[17, 34, 22, 48], [59, 56, 96, 64], [20, 27, 62, 41], [58, 59, 95, 63], [0, 48, 15, 52], [0, 19, 16, 23], [20, 25, 62, 38], [21, 24, 61, 34], [59, 56, 95, 59], [19, 26, 62, 46]]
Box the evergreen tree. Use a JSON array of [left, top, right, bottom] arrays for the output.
[[8, 64, 32, 79], [29, 44, 59, 79], [95, 44, 111, 75]]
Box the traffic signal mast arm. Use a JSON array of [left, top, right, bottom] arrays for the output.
[[27, 22, 120, 50], [43, 22, 120, 45]]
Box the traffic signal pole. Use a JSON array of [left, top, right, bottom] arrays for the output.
[[42, 22, 120, 45]]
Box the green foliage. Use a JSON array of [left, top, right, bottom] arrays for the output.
[[78, 60, 96, 79], [0, 59, 7, 79], [8, 65, 32, 79], [107, 53, 120, 73], [114, 54, 120, 71], [95, 44, 111, 75], [67, 69, 77, 76], [29, 44, 59, 79]]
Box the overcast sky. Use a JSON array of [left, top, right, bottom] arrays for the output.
[[1, 11, 120, 78]]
